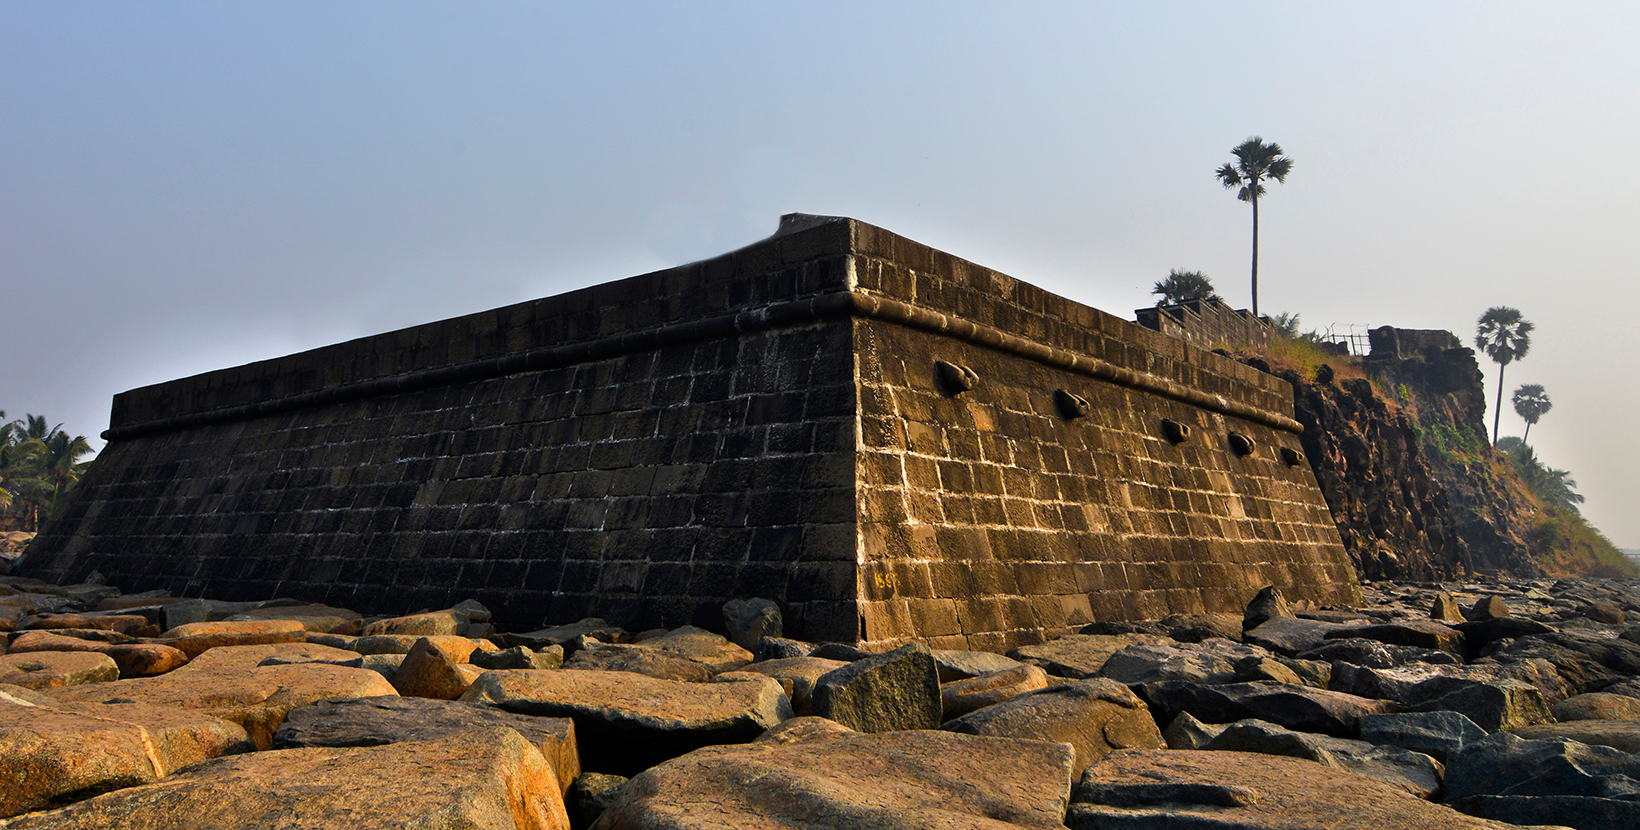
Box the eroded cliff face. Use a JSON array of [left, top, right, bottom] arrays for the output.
[[1237, 342, 1542, 581], [1371, 345, 1541, 576]]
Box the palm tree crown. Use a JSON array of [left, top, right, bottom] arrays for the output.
[[1511, 384, 1552, 443], [1216, 136, 1293, 317], [0, 412, 96, 531], [1475, 306, 1534, 446], [1151, 269, 1221, 307]]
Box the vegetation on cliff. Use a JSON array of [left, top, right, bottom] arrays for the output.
[[1233, 335, 1635, 581]]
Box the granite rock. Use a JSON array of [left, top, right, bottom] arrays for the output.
[[943, 678, 1164, 771], [593, 718, 1074, 830]]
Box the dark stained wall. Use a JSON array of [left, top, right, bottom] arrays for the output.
[[20, 214, 1360, 647]]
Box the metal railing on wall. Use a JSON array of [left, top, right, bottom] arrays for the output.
[[1315, 323, 1373, 356]]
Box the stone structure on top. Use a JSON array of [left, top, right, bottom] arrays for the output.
[[18, 214, 1360, 650], [1134, 297, 1272, 350]]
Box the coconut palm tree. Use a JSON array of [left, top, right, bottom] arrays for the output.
[[1215, 137, 1294, 317], [1151, 269, 1221, 306], [0, 412, 95, 530], [1512, 384, 1552, 443], [36, 431, 93, 513], [1475, 307, 1534, 446]]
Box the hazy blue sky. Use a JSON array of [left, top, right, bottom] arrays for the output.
[[5, 2, 1639, 544]]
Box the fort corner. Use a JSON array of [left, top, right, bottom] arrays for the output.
[[20, 214, 1361, 650]]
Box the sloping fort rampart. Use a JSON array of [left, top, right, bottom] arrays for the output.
[[19, 214, 1360, 650]]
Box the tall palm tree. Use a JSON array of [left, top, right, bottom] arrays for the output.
[[1215, 137, 1294, 317], [1475, 307, 1534, 446], [1512, 384, 1552, 443]]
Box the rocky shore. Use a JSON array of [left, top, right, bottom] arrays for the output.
[[5, 573, 1640, 829]]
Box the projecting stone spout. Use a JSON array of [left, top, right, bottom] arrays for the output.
[[18, 213, 1360, 651], [1161, 419, 1192, 444], [934, 361, 979, 395], [1054, 389, 1091, 419]]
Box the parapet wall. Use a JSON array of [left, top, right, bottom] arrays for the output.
[[1134, 298, 1272, 351], [21, 214, 1360, 649]]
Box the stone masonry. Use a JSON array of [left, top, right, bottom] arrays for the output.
[[18, 214, 1360, 650], [1134, 297, 1272, 351]]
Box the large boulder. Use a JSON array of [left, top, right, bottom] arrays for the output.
[[564, 643, 712, 682], [1329, 662, 1556, 731], [1068, 749, 1521, 830], [1553, 692, 1640, 722], [472, 645, 563, 671], [943, 678, 1164, 771], [6, 630, 189, 677], [0, 685, 252, 819], [1446, 732, 1640, 830], [1297, 637, 1459, 668], [721, 598, 781, 651], [738, 656, 847, 716], [1161, 711, 1230, 750], [350, 634, 496, 660], [491, 618, 629, 652], [1488, 630, 1640, 694], [1242, 585, 1294, 632], [1143, 681, 1393, 738], [1199, 718, 1445, 799], [461, 669, 790, 775], [932, 649, 1026, 682], [273, 695, 579, 794], [1159, 612, 1245, 643], [157, 619, 307, 658], [1095, 640, 1268, 686], [389, 637, 485, 699], [1360, 711, 1488, 763], [631, 626, 753, 674], [592, 717, 1074, 830], [810, 643, 941, 733], [1467, 594, 1513, 620], [1453, 617, 1556, 652], [225, 603, 364, 634], [1431, 592, 1465, 622], [1512, 720, 1640, 753], [1244, 616, 1350, 656], [20, 613, 156, 637], [361, 609, 468, 638], [1325, 620, 1464, 657], [0, 728, 569, 830], [940, 664, 1050, 720], [0, 651, 118, 690], [569, 772, 628, 829], [49, 643, 398, 749], [1007, 633, 1171, 678], [1402, 675, 1551, 732]]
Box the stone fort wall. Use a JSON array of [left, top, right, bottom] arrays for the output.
[[1135, 298, 1272, 351], [20, 214, 1360, 649]]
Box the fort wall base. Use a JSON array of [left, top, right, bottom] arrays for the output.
[[20, 214, 1360, 649]]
